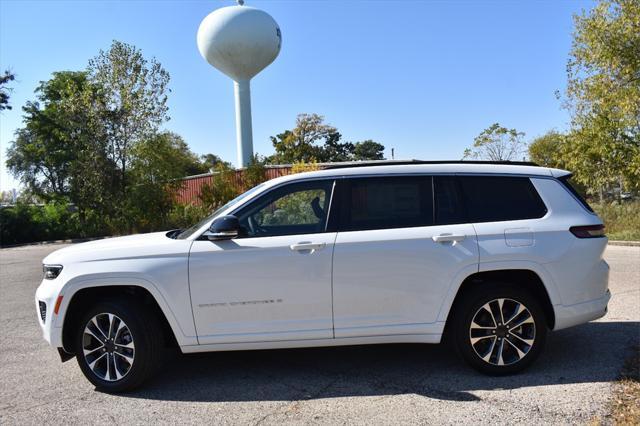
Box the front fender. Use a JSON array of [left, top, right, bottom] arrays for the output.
[[55, 276, 198, 347]]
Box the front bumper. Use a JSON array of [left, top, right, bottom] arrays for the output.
[[35, 279, 64, 348]]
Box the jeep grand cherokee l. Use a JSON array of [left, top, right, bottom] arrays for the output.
[[36, 162, 610, 391]]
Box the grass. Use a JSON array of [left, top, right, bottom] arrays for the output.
[[592, 201, 640, 241], [607, 347, 640, 425]]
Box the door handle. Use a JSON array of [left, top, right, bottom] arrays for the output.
[[290, 242, 326, 252], [432, 234, 466, 243]]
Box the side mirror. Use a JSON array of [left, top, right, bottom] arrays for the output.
[[205, 215, 240, 241]]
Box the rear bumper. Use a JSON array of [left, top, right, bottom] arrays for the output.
[[553, 289, 610, 331]]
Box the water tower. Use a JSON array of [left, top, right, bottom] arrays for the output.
[[197, 0, 282, 168]]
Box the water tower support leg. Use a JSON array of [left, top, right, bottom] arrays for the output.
[[234, 79, 254, 168]]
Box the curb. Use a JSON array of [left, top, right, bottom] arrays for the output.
[[608, 240, 640, 247]]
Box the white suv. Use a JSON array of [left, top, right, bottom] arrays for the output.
[[36, 162, 610, 391]]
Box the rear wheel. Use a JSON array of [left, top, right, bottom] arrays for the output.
[[453, 285, 547, 375], [74, 299, 163, 392]]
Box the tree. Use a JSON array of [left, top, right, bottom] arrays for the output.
[[88, 40, 170, 206], [130, 131, 207, 184], [201, 153, 231, 170], [0, 70, 15, 111], [319, 131, 354, 162], [463, 123, 527, 161], [6, 71, 97, 200], [561, 0, 640, 194], [198, 163, 240, 210], [126, 131, 206, 230], [270, 114, 338, 163], [353, 140, 385, 160], [242, 154, 268, 190], [528, 131, 568, 169]]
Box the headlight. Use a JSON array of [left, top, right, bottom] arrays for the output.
[[43, 264, 63, 280]]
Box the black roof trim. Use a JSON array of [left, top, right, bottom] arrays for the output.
[[323, 160, 539, 170]]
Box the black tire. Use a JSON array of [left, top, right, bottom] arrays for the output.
[[74, 298, 164, 392], [452, 284, 547, 375]]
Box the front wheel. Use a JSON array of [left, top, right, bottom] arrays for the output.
[[74, 299, 163, 392], [453, 285, 547, 375]]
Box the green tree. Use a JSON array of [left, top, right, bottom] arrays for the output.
[[318, 131, 354, 162], [270, 114, 336, 163], [6, 72, 88, 199], [353, 140, 385, 160], [88, 40, 170, 209], [0, 70, 15, 111], [528, 131, 568, 169], [126, 132, 206, 231], [562, 0, 640, 194], [130, 131, 208, 184], [464, 123, 527, 161], [198, 163, 240, 210], [243, 154, 268, 190], [201, 153, 231, 170]]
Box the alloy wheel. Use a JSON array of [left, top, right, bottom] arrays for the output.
[[468, 298, 536, 366], [82, 313, 135, 381]]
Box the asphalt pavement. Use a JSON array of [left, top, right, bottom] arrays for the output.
[[0, 243, 638, 425]]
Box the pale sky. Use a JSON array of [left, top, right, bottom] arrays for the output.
[[0, 0, 594, 191]]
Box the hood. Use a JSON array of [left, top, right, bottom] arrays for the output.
[[42, 231, 177, 265]]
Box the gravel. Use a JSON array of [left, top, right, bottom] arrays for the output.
[[1, 243, 638, 425]]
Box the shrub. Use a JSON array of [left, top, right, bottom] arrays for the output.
[[0, 202, 81, 246], [592, 201, 640, 241]]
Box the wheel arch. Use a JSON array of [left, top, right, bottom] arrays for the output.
[[440, 268, 557, 332], [59, 281, 189, 354]]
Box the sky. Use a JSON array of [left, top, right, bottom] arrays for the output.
[[0, 0, 595, 192]]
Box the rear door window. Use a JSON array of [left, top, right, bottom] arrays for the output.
[[339, 176, 433, 231], [458, 176, 547, 222]]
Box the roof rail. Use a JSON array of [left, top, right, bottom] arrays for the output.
[[323, 159, 539, 169]]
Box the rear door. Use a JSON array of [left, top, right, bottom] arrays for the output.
[[331, 175, 479, 338]]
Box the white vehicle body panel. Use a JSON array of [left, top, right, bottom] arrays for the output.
[[332, 224, 478, 338], [189, 232, 336, 344], [35, 163, 610, 356]]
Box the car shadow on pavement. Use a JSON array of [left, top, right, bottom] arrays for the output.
[[125, 321, 639, 403]]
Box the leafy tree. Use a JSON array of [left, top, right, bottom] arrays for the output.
[[319, 131, 354, 162], [561, 0, 640, 194], [464, 123, 527, 161], [0, 70, 15, 111], [198, 163, 240, 210], [528, 131, 568, 169], [243, 154, 268, 190], [201, 153, 231, 170], [130, 131, 208, 184], [270, 114, 337, 163], [5, 71, 109, 203], [88, 41, 170, 205], [353, 140, 385, 160]]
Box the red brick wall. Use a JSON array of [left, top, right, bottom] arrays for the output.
[[174, 166, 294, 205]]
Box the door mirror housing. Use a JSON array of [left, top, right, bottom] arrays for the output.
[[205, 215, 240, 240]]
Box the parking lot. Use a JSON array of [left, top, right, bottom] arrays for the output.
[[0, 243, 638, 425]]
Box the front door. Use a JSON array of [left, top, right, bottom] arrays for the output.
[[189, 179, 337, 344]]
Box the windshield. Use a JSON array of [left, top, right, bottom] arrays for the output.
[[175, 183, 268, 239]]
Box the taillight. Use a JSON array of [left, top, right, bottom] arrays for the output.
[[570, 224, 606, 238]]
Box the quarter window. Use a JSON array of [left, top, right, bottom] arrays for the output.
[[459, 176, 547, 222], [339, 177, 433, 231]]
